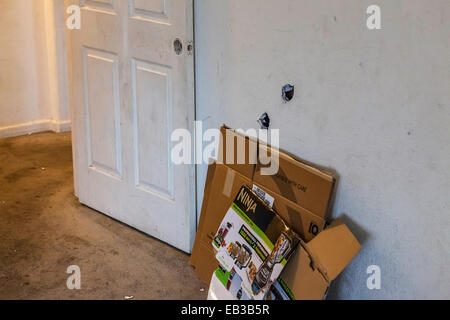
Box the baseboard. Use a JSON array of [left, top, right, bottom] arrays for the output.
[[50, 120, 72, 133], [0, 119, 72, 139]]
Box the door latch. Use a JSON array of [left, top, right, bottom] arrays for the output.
[[187, 40, 194, 55], [174, 39, 194, 56]]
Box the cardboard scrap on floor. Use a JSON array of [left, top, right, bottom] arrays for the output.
[[190, 126, 361, 300]]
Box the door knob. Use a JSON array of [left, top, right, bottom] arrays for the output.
[[174, 38, 183, 55]]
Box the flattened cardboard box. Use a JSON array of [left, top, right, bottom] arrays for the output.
[[190, 126, 361, 299]]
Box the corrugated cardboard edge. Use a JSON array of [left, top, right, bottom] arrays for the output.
[[190, 162, 217, 268], [259, 144, 335, 182]]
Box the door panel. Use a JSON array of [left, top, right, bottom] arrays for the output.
[[132, 59, 174, 199], [130, 0, 169, 24], [70, 0, 195, 252], [83, 48, 122, 179]]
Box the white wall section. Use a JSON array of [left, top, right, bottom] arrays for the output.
[[0, 0, 71, 138], [195, 0, 450, 299]]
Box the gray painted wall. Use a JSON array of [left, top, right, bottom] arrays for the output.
[[194, 0, 450, 299]]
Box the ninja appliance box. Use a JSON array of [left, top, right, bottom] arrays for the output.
[[212, 186, 299, 300]]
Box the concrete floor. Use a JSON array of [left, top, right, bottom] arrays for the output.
[[0, 132, 208, 300]]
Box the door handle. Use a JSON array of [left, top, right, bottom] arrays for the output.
[[174, 39, 194, 56], [174, 38, 183, 55]]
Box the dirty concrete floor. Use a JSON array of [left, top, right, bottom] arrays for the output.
[[0, 132, 208, 300]]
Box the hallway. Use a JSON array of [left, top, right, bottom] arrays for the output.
[[0, 132, 207, 300]]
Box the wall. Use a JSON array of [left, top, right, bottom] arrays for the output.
[[0, 0, 70, 138], [195, 0, 450, 299]]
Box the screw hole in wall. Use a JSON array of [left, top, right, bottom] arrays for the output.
[[282, 84, 295, 102], [258, 112, 271, 130]]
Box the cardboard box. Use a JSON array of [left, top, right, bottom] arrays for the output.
[[190, 126, 361, 300], [212, 186, 300, 300]]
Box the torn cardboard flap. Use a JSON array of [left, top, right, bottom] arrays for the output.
[[280, 245, 329, 300], [305, 219, 361, 282]]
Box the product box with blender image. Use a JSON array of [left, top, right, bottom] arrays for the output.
[[212, 185, 299, 300]]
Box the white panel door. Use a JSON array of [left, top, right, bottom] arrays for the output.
[[69, 0, 195, 252]]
